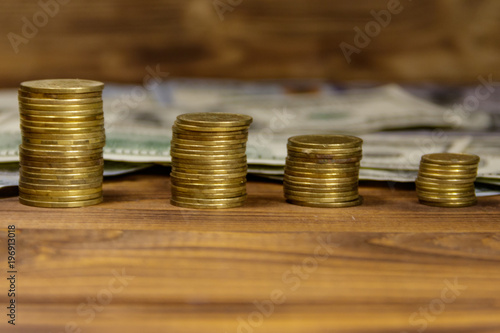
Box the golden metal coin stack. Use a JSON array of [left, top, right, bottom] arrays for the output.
[[18, 79, 105, 208], [416, 153, 480, 207], [170, 112, 253, 209], [284, 135, 363, 208]]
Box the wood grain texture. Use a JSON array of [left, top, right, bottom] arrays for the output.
[[0, 0, 500, 86], [0, 168, 499, 332]]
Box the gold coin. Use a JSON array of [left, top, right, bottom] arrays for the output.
[[415, 184, 475, 193], [172, 190, 246, 201], [21, 141, 105, 151], [284, 189, 359, 198], [20, 144, 102, 154], [285, 159, 360, 170], [285, 164, 359, 174], [416, 190, 476, 198], [21, 125, 104, 134], [172, 138, 248, 146], [288, 135, 363, 149], [284, 169, 358, 178], [18, 186, 102, 196], [21, 170, 103, 180], [284, 183, 358, 192], [20, 108, 103, 117], [416, 194, 476, 202], [172, 132, 248, 141], [171, 142, 246, 151], [285, 193, 360, 203], [171, 170, 247, 179], [174, 121, 250, 133], [421, 153, 480, 165], [418, 171, 477, 179], [171, 161, 247, 170], [284, 174, 360, 184], [416, 176, 476, 184], [18, 90, 102, 99], [171, 179, 246, 188], [286, 196, 364, 208], [19, 191, 102, 202], [171, 155, 247, 164], [170, 178, 245, 188], [171, 147, 247, 156], [418, 199, 477, 208], [20, 175, 102, 186], [172, 175, 247, 184], [287, 145, 362, 155], [20, 113, 104, 123], [19, 101, 103, 111], [20, 158, 104, 168], [284, 180, 358, 190], [170, 183, 246, 194], [177, 112, 253, 127], [170, 199, 244, 209], [19, 96, 102, 105], [19, 152, 103, 163], [19, 180, 102, 191], [171, 194, 247, 204], [22, 136, 105, 146], [287, 156, 362, 164], [172, 166, 247, 175], [418, 167, 478, 175], [419, 162, 478, 171], [20, 79, 104, 94], [287, 150, 363, 160], [21, 130, 104, 138], [21, 119, 104, 128], [19, 196, 103, 208], [415, 179, 473, 188]]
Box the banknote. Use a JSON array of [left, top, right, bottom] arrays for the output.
[[0, 81, 499, 195]]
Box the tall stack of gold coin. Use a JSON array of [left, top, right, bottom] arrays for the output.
[[18, 79, 105, 208], [170, 112, 252, 209], [284, 135, 363, 208], [416, 153, 479, 207]]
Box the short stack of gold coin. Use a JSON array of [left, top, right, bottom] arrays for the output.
[[18, 79, 105, 208], [170, 112, 252, 209], [416, 153, 479, 207], [284, 135, 363, 208]]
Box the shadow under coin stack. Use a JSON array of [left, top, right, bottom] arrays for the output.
[[416, 153, 480, 207], [170, 112, 253, 209], [18, 79, 105, 208], [284, 135, 363, 208]]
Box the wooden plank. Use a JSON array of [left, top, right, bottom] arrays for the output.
[[0, 0, 499, 86], [0, 170, 499, 332]]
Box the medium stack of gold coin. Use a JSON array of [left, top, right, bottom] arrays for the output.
[[416, 153, 479, 207], [18, 79, 105, 208], [170, 112, 252, 209], [284, 135, 363, 208]]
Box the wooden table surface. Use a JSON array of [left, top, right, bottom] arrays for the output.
[[1, 167, 500, 333]]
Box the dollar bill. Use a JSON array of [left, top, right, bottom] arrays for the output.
[[1, 82, 499, 196]]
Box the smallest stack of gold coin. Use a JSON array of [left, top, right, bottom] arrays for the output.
[[170, 112, 252, 209], [284, 135, 363, 208], [416, 153, 479, 208], [18, 79, 105, 208]]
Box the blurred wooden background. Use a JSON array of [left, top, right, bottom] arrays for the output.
[[0, 0, 499, 87]]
